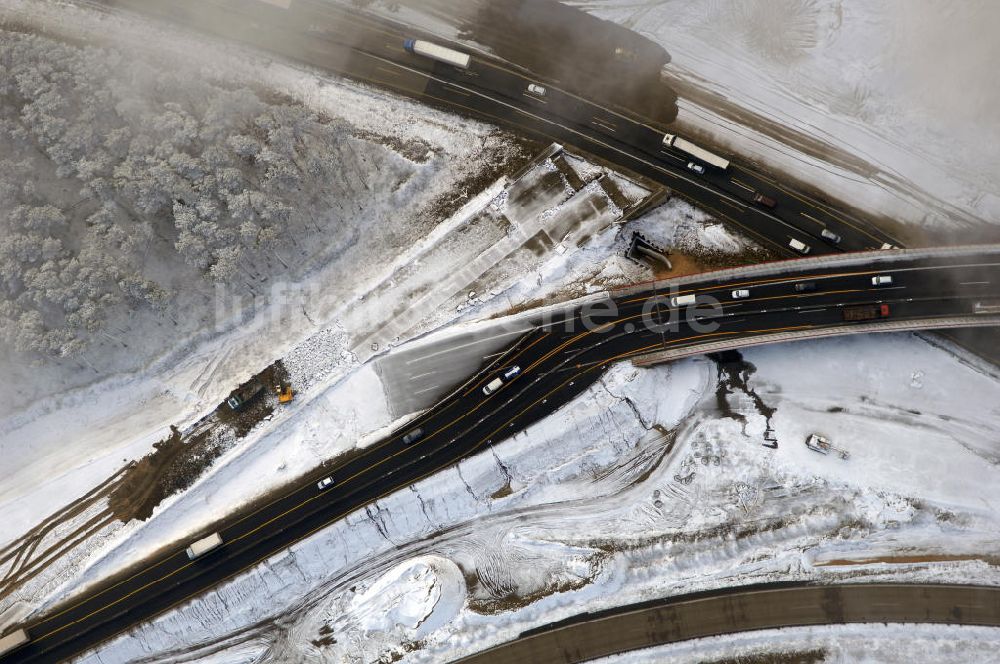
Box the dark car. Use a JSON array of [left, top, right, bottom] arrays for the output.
[[501, 365, 522, 381], [821, 228, 842, 244], [794, 282, 817, 293], [752, 192, 777, 208], [402, 428, 424, 445]]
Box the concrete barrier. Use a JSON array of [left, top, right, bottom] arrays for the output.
[[612, 244, 1000, 299], [632, 315, 1000, 366]]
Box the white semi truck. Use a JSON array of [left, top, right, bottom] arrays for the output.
[[662, 133, 730, 171], [185, 532, 223, 560], [403, 39, 471, 69]]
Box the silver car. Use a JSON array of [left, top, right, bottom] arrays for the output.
[[686, 161, 706, 175]]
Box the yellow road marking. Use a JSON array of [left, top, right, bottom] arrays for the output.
[[31, 320, 817, 646], [620, 268, 883, 304], [463, 331, 550, 395]]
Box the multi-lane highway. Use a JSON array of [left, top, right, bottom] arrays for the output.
[[5, 247, 1000, 662], [1, 3, 990, 660], [97, 0, 903, 255]]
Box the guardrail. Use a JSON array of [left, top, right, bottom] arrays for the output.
[[611, 244, 1000, 299], [632, 314, 1000, 366]]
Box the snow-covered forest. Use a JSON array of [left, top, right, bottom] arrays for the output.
[[0, 27, 383, 358]]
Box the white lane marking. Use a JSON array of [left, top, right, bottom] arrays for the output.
[[405, 329, 526, 363]]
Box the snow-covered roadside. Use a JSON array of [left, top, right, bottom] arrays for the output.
[[595, 623, 1000, 664], [0, 0, 515, 539], [0, 134, 661, 627], [77, 333, 1000, 663], [570, 0, 1000, 234]]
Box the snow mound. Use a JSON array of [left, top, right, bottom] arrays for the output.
[[283, 555, 466, 663], [349, 556, 463, 634]]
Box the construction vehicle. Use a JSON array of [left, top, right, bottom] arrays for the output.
[[226, 380, 266, 411], [805, 434, 849, 460], [276, 383, 294, 404]]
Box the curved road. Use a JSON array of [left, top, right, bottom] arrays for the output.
[[456, 583, 1000, 663], [4, 249, 1000, 661]]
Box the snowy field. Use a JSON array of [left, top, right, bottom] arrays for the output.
[[569, 0, 1000, 236], [0, 3, 667, 627], [0, 0, 524, 549], [72, 333, 1000, 662]]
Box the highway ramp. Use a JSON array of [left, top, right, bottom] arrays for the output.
[[455, 583, 1000, 664], [7, 246, 1000, 663]]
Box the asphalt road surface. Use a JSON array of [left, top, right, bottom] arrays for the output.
[[97, 0, 903, 256], [6, 250, 999, 662], [456, 583, 1000, 663]]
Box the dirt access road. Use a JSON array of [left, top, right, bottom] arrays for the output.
[[456, 583, 1000, 663]]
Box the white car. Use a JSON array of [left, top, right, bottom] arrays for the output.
[[731, 289, 750, 300], [686, 161, 706, 175], [483, 366, 521, 396], [527, 83, 547, 96], [788, 238, 811, 254], [871, 275, 893, 287], [316, 476, 335, 491], [483, 377, 504, 396]]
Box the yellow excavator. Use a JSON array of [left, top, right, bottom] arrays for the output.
[[276, 382, 294, 404]]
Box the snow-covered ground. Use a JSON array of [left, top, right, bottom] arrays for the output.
[[2, 1, 999, 661], [0, 0, 528, 521], [0, 46, 664, 631], [570, 0, 1000, 235], [73, 333, 1000, 662]]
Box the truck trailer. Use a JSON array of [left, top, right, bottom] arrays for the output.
[[842, 304, 890, 322], [185, 532, 223, 560], [403, 39, 471, 69], [661, 133, 730, 170]]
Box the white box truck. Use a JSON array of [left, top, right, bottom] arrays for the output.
[[662, 134, 730, 170], [669, 294, 697, 307], [0, 628, 29, 657], [403, 39, 471, 69], [186, 532, 223, 560]]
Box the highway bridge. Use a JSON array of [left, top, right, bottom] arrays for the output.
[[97, 0, 904, 255], [4, 245, 999, 662]]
